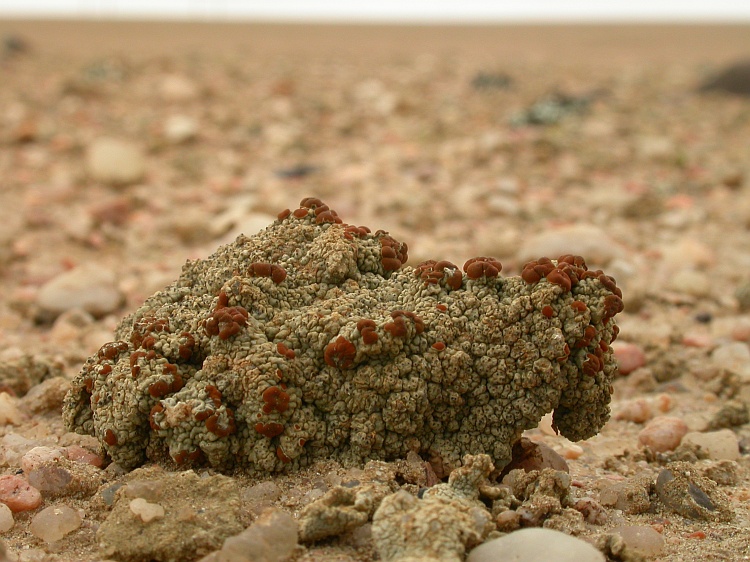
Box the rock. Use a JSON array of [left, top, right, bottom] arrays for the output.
[[599, 479, 650, 514], [638, 416, 688, 452], [21, 377, 70, 413], [36, 264, 123, 318], [214, 509, 298, 562], [467, 528, 605, 562], [163, 114, 198, 144], [681, 430, 740, 461], [0, 475, 42, 512], [609, 525, 665, 557], [710, 342, 750, 382], [97, 468, 244, 562], [655, 464, 732, 521], [28, 505, 81, 542], [129, 498, 165, 523], [611, 342, 646, 375], [707, 400, 749, 430], [0, 503, 13, 532], [500, 437, 569, 477], [0, 393, 22, 425], [516, 224, 622, 267], [0, 353, 63, 396], [86, 137, 146, 185], [699, 60, 750, 96]]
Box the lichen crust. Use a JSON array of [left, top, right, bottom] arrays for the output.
[[63, 197, 624, 473]]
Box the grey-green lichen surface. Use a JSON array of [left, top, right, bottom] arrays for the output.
[[63, 197, 624, 473]]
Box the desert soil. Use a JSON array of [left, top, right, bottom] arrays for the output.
[[0, 19, 749, 562]]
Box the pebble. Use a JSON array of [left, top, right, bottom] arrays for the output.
[[28, 464, 73, 495], [501, 437, 569, 475], [21, 377, 71, 413], [666, 269, 712, 298], [64, 445, 104, 467], [28, 505, 81, 542], [0, 392, 22, 425], [21, 446, 66, 473], [599, 480, 650, 514], [85, 137, 146, 185], [0, 475, 42, 512], [611, 342, 646, 375], [213, 508, 298, 562], [710, 342, 750, 382], [0, 502, 13, 532], [614, 398, 652, 423], [129, 498, 165, 523], [36, 264, 123, 318], [516, 224, 622, 266], [638, 416, 688, 452], [610, 525, 665, 557], [163, 114, 198, 143], [466, 528, 605, 562], [159, 74, 200, 102], [681, 430, 740, 461]]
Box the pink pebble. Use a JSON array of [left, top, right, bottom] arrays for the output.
[[65, 445, 104, 468], [638, 416, 688, 452], [615, 398, 653, 423], [0, 475, 42, 513], [612, 342, 646, 375]]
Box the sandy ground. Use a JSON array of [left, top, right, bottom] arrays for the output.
[[0, 19, 750, 562]]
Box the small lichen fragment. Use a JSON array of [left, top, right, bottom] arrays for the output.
[[63, 197, 623, 473]]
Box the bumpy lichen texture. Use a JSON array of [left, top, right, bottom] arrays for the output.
[[63, 197, 624, 473]]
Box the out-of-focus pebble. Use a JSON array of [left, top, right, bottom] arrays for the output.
[[612, 342, 646, 375], [610, 525, 665, 557], [710, 342, 750, 382], [681, 430, 740, 461], [614, 398, 652, 423], [129, 498, 165, 523], [36, 264, 123, 318], [163, 114, 198, 144], [638, 416, 688, 452], [0, 502, 14, 532], [28, 505, 81, 542], [21, 377, 71, 413], [0, 393, 23, 425], [707, 400, 749, 430], [85, 137, 146, 185], [241, 481, 282, 504], [159, 74, 199, 102], [0, 475, 42, 512], [21, 446, 66, 473], [213, 508, 298, 562], [516, 224, 622, 267], [467, 528, 605, 562], [667, 269, 711, 298]]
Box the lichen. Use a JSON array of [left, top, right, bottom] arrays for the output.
[[63, 197, 623, 473]]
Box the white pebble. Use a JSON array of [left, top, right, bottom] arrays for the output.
[[667, 269, 711, 298], [467, 528, 604, 562], [36, 264, 123, 318], [681, 430, 740, 461], [638, 416, 688, 452], [711, 342, 750, 382], [28, 505, 81, 542], [86, 137, 146, 185], [21, 446, 66, 473], [0, 502, 14, 532], [159, 74, 199, 102], [163, 114, 198, 143], [129, 498, 165, 523]]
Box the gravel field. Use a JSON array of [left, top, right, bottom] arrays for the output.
[[0, 20, 749, 562]]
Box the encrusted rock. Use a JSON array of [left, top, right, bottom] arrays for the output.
[[96, 468, 244, 562], [655, 462, 733, 521], [63, 198, 623, 473], [372, 455, 495, 562]]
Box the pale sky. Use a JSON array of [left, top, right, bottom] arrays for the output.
[[1, 0, 750, 21]]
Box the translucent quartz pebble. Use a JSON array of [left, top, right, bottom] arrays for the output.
[[610, 525, 665, 557], [467, 528, 604, 562], [214, 509, 298, 562], [29, 505, 81, 542], [0, 503, 13, 532], [129, 498, 165, 523]]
